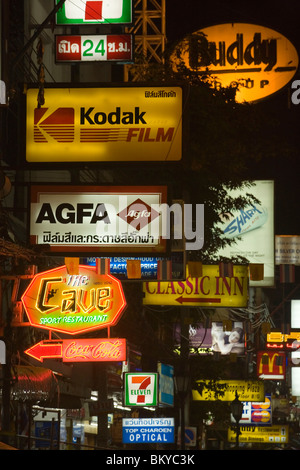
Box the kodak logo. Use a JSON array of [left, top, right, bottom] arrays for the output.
[[80, 106, 147, 125]]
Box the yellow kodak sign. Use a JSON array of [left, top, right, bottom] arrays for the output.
[[26, 87, 182, 163], [143, 265, 248, 307]]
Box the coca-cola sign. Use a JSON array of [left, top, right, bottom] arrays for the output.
[[25, 338, 127, 363]]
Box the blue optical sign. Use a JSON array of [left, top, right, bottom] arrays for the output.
[[122, 418, 175, 444]]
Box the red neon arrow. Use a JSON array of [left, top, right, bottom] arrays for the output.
[[175, 296, 221, 304], [25, 341, 63, 362]]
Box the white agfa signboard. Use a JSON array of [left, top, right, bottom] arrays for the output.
[[29, 185, 167, 254]]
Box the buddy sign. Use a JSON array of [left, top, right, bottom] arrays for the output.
[[171, 23, 298, 103], [21, 265, 126, 335]]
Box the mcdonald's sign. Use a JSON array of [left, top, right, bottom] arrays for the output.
[[257, 351, 286, 380]]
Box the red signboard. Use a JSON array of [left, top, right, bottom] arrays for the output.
[[25, 338, 126, 363], [55, 34, 133, 62], [257, 351, 286, 380], [21, 265, 126, 335]]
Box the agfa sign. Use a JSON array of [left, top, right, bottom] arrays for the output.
[[171, 23, 298, 103], [29, 185, 167, 254], [21, 265, 126, 335]]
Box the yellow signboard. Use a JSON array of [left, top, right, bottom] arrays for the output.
[[26, 86, 182, 162], [228, 425, 288, 444], [192, 380, 264, 402], [171, 24, 298, 103], [143, 265, 248, 307]]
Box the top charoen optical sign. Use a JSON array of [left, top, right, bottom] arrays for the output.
[[56, 0, 133, 25], [171, 23, 298, 103]]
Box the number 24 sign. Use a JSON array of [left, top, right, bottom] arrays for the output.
[[55, 34, 133, 63]]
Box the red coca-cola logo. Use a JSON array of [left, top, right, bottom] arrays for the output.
[[62, 338, 126, 362]]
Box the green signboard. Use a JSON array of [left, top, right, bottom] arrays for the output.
[[56, 0, 133, 25]]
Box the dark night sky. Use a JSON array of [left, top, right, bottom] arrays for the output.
[[165, 0, 300, 236]]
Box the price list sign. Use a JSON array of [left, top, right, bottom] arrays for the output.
[[55, 35, 133, 63]]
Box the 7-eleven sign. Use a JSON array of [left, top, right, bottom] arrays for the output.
[[56, 0, 133, 25], [124, 373, 158, 407]]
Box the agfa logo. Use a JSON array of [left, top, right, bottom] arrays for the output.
[[117, 198, 160, 230], [34, 108, 74, 143]]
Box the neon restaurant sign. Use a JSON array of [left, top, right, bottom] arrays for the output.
[[21, 265, 127, 335]]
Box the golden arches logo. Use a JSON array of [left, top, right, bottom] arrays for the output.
[[258, 352, 283, 375]]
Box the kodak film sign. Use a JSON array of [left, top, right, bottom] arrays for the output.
[[143, 265, 248, 307], [26, 87, 182, 162], [171, 23, 298, 103]]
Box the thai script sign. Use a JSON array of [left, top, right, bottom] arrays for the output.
[[143, 265, 248, 307], [171, 23, 298, 103], [21, 265, 126, 335], [26, 86, 182, 162], [55, 34, 133, 63], [55, 0, 133, 25], [124, 373, 158, 407], [29, 185, 167, 254], [122, 418, 174, 444]]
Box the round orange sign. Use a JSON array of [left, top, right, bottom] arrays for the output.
[[171, 23, 299, 103]]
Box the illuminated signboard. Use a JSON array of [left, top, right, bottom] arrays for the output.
[[85, 253, 185, 280], [55, 0, 133, 25], [215, 180, 274, 287], [171, 24, 298, 103], [124, 373, 158, 407], [143, 265, 248, 308], [275, 235, 300, 265], [236, 395, 272, 426], [29, 185, 167, 254], [26, 87, 182, 162], [192, 380, 264, 402], [25, 338, 126, 363], [55, 35, 133, 63], [122, 418, 174, 444], [266, 331, 300, 350], [21, 265, 126, 335], [0, 340, 6, 365], [257, 351, 286, 380], [158, 362, 174, 407], [174, 321, 245, 356], [228, 425, 288, 444], [291, 300, 300, 328]]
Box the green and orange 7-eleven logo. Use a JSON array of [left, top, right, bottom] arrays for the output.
[[124, 373, 158, 407]]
